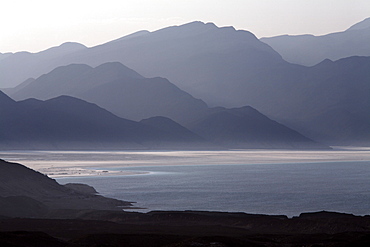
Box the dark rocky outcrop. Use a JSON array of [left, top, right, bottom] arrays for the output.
[[0, 159, 132, 218]]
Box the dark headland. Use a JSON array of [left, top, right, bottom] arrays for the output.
[[1, 159, 369, 246]]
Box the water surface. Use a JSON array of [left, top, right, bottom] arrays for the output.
[[57, 161, 370, 217]]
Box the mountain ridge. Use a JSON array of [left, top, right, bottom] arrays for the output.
[[347, 17, 370, 31], [261, 17, 370, 66], [2, 20, 369, 145], [1, 87, 327, 150], [9, 62, 209, 124], [0, 91, 212, 150]]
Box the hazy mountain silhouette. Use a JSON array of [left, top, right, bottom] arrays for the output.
[[140, 116, 204, 142], [261, 17, 370, 66], [2, 78, 35, 95], [189, 106, 327, 149], [0, 159, 131, 218], [2, 88, 327, 149], [0, 42, 87, 88], [2, 21, 369, 145], [6, 60, 329, 149], [347, 17, 370, 30], [10, 62, 209, 124], [0, 21, 283, 98], [62, 21, 286, 107], [0, 52, 11, 62], [277, 56, 370, 145], [0, 90, 14, 106], [0, 91, 209, 150]]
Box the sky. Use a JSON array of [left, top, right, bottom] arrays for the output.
[[1, 0, 370, 53]]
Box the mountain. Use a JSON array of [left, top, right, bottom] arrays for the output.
[[2, 89, 327, 150], [2, 21, 369, 145], [0, 91, 208, 150], [278, 56, 370, 145], [0, 159, 131, 218], [348, 17, 370, 30], [139, 116, 217, 149], [261, 17, 370, 66], [2, 78, 35, 95], [1, 21, 284, 104], [189, 106, 327, 149], [0, 90, 14, 106], [10, 62, 209, 124], [0, 42, 87, 88], [0, 52, 11, 62], [140, 116, 204, 142], [5, 61, 328, 149], [63, 21, 288, 107]]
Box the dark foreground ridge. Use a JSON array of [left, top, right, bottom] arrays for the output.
[[0, 158, 134, 217], [0, 210, 369, 247]]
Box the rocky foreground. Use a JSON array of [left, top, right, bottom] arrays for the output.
[[0, 210, 369, 246], [0, 159, 133, 218], [1, 159, 369, 246]]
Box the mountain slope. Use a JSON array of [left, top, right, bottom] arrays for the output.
[[61, 21, 287, 106], [0, 42, 87, 88], [0, 91, 208, 150], [1, 21, 285, 103], [2, 21, 369, 145], [189, 106, 327, 149], [10, 62, 209, 124], [2, 89, 327, 150], [261, 17, 370, 66], [140, 116, 204, 142], [278, 56, 370, 145]]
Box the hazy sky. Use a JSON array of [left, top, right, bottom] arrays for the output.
[[1, 0, 370, 53]]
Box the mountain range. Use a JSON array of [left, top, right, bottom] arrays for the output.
[[1, 19, 369, 146], [1, 89, 326, 150], [1, 88, 326, 150], [9, 62, 208, 124], [0, 90, 211, 150], [261, 17, 370, 66]]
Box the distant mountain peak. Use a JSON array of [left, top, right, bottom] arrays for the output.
[[46, 63, 93, 76], [312, 58, 334, 67], [180, 20, 211, 27], [39, 42, 87, 55], [59, 42, 87, 49], [156, 21, 217, 33], [94, 61, 144, 79]]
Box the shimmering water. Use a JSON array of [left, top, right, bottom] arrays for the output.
[[57, 161, 370, 217]]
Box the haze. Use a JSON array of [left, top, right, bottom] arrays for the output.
[[2, 0, 370, 53]]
